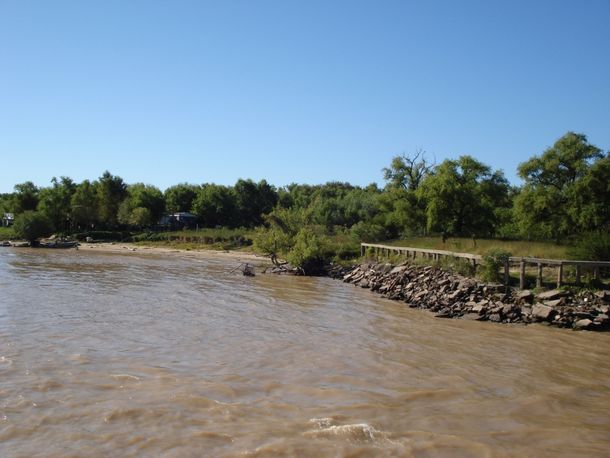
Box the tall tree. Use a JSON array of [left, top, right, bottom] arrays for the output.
[[382, 150, 434, 191], [96, 171, 127, 227], [417, 156, 510, 237], [164, 183, 200, 213], [192, 184, 238, 227], [234, 179, 278, 227], [10, 181, 40, 213], [38, 177, 77, 232], [514, 132, 605, 240], [118, 183, 165, 228], [71, 180, 99, 229]]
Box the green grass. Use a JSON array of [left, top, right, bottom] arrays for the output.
[[132, 228, 255, 251], [385, 236, 572, 259], [0, 227, 15, 240]]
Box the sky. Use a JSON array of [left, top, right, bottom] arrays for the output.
[[1, 0, 609, 193]]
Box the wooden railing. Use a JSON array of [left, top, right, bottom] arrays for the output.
[[360, 243, 610, 289]]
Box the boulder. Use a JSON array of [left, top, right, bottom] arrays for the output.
[[536, 289, 568, 301], [516, 290, 534, 303], [532, 303, 555, 321], [573, 319, 593, 331], [543, 299, 564, 308]]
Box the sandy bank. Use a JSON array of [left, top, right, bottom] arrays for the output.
[[78, 242, 270, 266]]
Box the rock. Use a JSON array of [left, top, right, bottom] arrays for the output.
[[532, 303, 555, 321], [594, 291, 610, 302], [536, 289, 568, 301], [517, 290, 534, 303], [489, 313, 502, 322], [593, 314, 609, 325], [543, 299, 564, 308], [462, 312, 486, 321], [471, 303, 486, 314], [435, 307, 452, 318], [573, 319, 593, 331]]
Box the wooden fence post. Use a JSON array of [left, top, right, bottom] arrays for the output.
[[536, 263, 543, 288], [504, 259, 510, 286], [575, 264, 581, 285], [557, 263, 563, 288], [519, 259, 526, 290]]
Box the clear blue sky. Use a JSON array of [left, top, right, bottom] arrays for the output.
[[1, 0, 608, 193]]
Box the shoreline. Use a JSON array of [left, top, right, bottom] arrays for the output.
[[77, 242, 270, 266]]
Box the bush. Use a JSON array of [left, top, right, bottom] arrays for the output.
[[480, 248, 511, 282], [286, 227, 332, 275], [569, 231, 610, 261], [350, 221, 387, 242], [13, 211, 55, 243]]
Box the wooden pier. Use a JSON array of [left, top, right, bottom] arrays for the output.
[[360, 243, 610, 289]]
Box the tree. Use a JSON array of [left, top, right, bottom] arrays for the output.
[[514, 132, 605, 240], [38, 177, 77, 232], [10, 181, 39, 213], [191, 184, 238, 227], [13, 211, 54, 243], [164, 183, 199, 213], [382, 150, 434, 191], [96, 171, 127, 227], [417, 156, 510, 237], [118, 183, 165, 228], [233, 179, 278, 227], [71, 180, 99, 229]]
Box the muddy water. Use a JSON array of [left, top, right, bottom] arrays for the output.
[[0, 249, 609, 457]]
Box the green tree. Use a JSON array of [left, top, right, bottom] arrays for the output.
[[514, 132, 605, 240], [382, 150, 434, 191], [118, 183, 165, 228], [234, 179, 278, 227], [96, 171, 127, 228], [164, 183, 199, 213], [38, 177, 77, 232], [10, 181, 39, 213], [71, 180, 99, 229], [192, 184, 238, 227], [417, 156, 510, 237], [13, 211, 54, 243]]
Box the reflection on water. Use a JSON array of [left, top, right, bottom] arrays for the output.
[[1, 248, 609, 457]]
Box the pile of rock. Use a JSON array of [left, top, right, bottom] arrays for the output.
[[341, 262, 610, 332]]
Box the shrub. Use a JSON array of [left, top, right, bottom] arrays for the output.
[[480, 248, 512, 282], [13, 211, 55, 243], [569, 231, 610, 261], [350, 221, 387, 242], [286, 227, 332, 275]]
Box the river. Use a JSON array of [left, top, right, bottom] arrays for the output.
[[0, 248, 609, 457]]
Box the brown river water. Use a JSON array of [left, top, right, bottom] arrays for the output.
[[0, 248, 609, 457]]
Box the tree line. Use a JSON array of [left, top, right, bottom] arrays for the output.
[[1, 132, 608, 251]]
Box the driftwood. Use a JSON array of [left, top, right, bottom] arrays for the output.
[[228, 263, 255, 277]]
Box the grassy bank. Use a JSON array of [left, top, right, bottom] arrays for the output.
[[386, 236, 572, 259], [131, 228, 256, 252]]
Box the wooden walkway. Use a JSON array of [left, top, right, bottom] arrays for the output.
[[361, 243, 610, 289]]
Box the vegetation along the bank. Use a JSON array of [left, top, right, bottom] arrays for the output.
[[1, 132, 609, 274]]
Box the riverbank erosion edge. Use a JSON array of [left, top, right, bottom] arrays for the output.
[[337, 262, 610, 332]]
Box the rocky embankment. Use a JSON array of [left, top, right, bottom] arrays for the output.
[[337, 262, 610, 332]]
